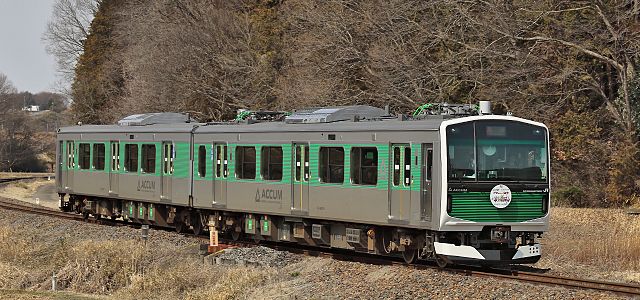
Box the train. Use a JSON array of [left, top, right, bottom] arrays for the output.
[[55, 102, 550, 266]]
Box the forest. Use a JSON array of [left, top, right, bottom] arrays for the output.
[[66, 0, 640, 207]]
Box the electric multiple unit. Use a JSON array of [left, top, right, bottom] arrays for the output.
[[56, 103, 550, 266]]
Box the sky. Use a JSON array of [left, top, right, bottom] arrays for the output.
[[0, 0, 57, 93]]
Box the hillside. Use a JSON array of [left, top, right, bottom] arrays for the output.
[[70, 0, 640, 207]]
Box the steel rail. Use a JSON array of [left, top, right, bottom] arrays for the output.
[[447, 267, 640, 297], [0, 197, 83, 221], [0, 176, 54, 185], [1, 196, 639, 297]]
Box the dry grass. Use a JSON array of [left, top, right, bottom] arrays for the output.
[[544, 207, 640, 272], [0, 179, 53, 202], [0, 222, 280, 299], [0, 173, 53, 179], [2, 206, 640, 297], [0, 289, 105, 300]]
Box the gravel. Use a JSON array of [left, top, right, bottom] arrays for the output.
[[215, 246, 300, 267]]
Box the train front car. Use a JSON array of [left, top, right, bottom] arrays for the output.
[[435, 116, 550, 266]]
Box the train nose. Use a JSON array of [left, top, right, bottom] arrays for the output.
[[434, 242, 542, 265]]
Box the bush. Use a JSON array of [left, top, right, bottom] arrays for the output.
[[552, 186, 586, 207]]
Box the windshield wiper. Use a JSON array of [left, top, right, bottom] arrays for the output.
[[498, 176, 525, 188], [449, 168, 467, 188]]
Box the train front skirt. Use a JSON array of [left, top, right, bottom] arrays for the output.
[[434, 242, 541, 265]]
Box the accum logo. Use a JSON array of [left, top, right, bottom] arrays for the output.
[[255, 188, 282, 204], [137, 179, 156, 192]]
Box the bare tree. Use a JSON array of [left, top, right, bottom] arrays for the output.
[[43, 0, 98, 94], [0, 73, 17, 113]]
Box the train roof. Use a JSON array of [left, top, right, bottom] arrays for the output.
[[57, 118, 446, 134], [57, 105, 545, 134]]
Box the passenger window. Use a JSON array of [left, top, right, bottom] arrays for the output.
[[78, 143, 91, 170], [125, 144, 139, 173], [235, 146, 256, 179], [261, 146, 283, 180], [404, 147, 411, 186], [198, 145, 206, 178], [141, 144, 156, 174], [93, 144, 105, 170], [351, 147, 378, 185], [319, 147, 344, 184]]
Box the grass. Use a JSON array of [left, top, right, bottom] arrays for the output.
[[1, 206, 640, 298], [544, 207, 640, 271], [0, 172, 53, 179], [0, 289, 105, 300], [15, 182, 30, 189], [0, 223, 279, 299]]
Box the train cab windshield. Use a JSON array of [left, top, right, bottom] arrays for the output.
[[447, 120, 548, 182]]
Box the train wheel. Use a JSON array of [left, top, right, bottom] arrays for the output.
[[192, 217, 204, 236], [174, 210, 188, 234], [175, 221, 188, 234], [231, 229, 241, 241], [376, 229, 393, 254], [435, 255, 448, 268], [402, 248, 418, 264]]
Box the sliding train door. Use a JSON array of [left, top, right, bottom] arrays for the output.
[[109, 141, 120, 195], [213, 143, 228, 207], [421, 144, 433, 221], [57, 141, 63, 189], [65, 141, 75, 189], [161, 141, 174, 201], [291, 143, 309, 214], [389, 144, 411, 222]]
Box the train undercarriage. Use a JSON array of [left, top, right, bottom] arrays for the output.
[[59, 194, 541, 267]]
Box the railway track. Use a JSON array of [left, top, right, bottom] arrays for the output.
[[0, 196, 82, 222], [0, 182, 639, 297], [264, 242, 640, 297]]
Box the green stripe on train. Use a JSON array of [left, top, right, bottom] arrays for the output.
[[449, 192, 546, 222], [62, 140, 423, 192]]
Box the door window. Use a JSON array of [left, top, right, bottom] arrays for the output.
[[404, 147, 411, 186], [215, 144, 228, 178], [66, 141, 75, 169], [163, 143, 174, 175], [295, 145, 310, 182], [111, 143, 120, 171]]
